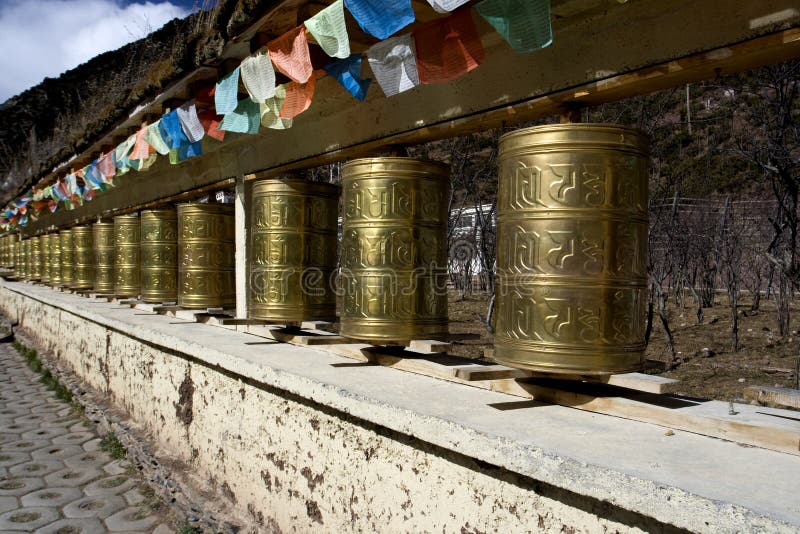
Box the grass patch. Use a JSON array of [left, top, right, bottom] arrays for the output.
[[99, 433, 127, 460], [13, 341, 74, 403], [135, 483, 163, 519], [178, 521, 203, 534]]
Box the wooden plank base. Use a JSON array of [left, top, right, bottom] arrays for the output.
[[168, 310, 800, 456], [744, 385, 800, 410]]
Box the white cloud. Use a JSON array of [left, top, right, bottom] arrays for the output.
[[0, 0, 190, 103]]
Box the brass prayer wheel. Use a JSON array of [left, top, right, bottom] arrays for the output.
[[249, 178, 339, 323], [93, 222, 115, 293], [71, 225, 94, 290], [7, 238, 16, 274], [49, 232, 62, 287], [177, 203, 234, 309], [20, 239, 29, 279], [494, 124, 649, 375], [60, 229, 74, 287], [30, 236, 42, 281], [1, 236, 8, 267], [114, 214, 140, 298], [40, 234, 51, 284], [340, 157, 449, 344], [21, 239, 29, 279], [141, 208, 178, 303]]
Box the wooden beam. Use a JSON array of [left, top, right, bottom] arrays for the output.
[[744, 385, 800, 409], [23, 1, 800, 233]]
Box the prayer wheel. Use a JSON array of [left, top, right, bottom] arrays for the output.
[[30, 237, 42, 280], [249, 178, 339, 323], [141, 208, 178, 303], [7, 238, 16, 275], [114, 214, 140, 298], [93, 222, 115, 293], [71, 225, 94, 290], [340, 157, 449, 344], [60, 229, 74, 287], [177, 203, 234, 309], [20, 239, 29, 279], [49, 232, 62, 287], [1, 236, 8, 267], [494, 124, 649, 375], [40, 234, 51, 284], [21, 239, 29, 279]]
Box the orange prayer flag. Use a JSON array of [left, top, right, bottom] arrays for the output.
[[130, 125, 153, 160], [268, 26, 314, 83], [413, 8, 485, 84], [278, 73, 317, 119]]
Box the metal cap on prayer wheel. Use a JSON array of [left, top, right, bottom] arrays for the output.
[[71, 225, 94, 290], [340, 157, 450, 344], [93, 222, 115, 294], [49, 232, 62, 287], [40, 234, 51, 284], [177, 203, 234, 309], [494, 124, 649, 375], [141, 208, 178, 303], [59, 229, 74, 287], [30, 236, 42, 281], [114, 214, 140, 298], [249, 178, 340, 324]]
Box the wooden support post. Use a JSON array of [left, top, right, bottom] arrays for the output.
[[234, 175, 248, 319]]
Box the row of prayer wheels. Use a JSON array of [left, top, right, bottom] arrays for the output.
[[0, 124, 649, 375], [2, 205, 235, 308]]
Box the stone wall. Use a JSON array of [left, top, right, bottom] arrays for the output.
[[2, 280, 798, 533]]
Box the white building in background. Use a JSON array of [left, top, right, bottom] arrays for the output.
[[448, 203, 496, 277]]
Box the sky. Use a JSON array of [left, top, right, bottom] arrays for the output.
[[0, 0, 200, 103]]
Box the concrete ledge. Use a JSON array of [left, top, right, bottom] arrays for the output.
[[2, 280, 799, 532]]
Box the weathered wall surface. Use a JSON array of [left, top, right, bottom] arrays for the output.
[[2, 281, 799, 533], [0, 288, 648, 532]]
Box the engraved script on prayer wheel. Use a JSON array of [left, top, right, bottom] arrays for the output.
[[60, 230, 74, 287], [40, 234, 51, 283], [249, 179, 339, 323], [93, 222, 115, 293], [7, 238, 16, 275], [114, 215, 140, 298], [494, 124, 649, 375], [141, 208, 178, 303], [49, 232, 62, 287], [20, 239, 29, 279], [71, 225, 94, 290], [30, 236, 42, 280], [177, 204, 234, 309], [20, 239, 28, 279], [340, 157, 449, 344]]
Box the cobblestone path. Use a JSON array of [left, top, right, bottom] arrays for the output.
[[0, 341, 174, 533]]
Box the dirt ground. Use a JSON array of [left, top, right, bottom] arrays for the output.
[[446, 290, 800, 402]]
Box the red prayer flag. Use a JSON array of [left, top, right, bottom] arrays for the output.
[[268, 26, 314, 83], [198, 110, 226, 141], [97, 152, 116, 179], [413, 8, 485, 84]]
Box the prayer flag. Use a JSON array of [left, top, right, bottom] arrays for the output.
[[240, 50, 276, 103], [413, 8, 485, 84], [324, 55, 371, 101], [219, 98, 261, 134], [215, 67, 241, 115], [366, 34, 420, 96], [144, 121, 170, 155], [177, 100, 206, 143], [304, 0, 350, 59], [279, 74, 317, 119], [475, 0, 553, 52], [260, 85, 293, 130], [425, 0, 470, 13], [343, 0, 415, 39], [268, 27, 314, 83]]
